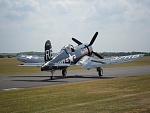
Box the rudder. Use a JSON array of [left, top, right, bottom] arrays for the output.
[[44, 40, 53, 63]]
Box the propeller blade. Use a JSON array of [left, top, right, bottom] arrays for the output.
[[92, 51, 104, 59], [89, 32, 98, 46], [72, 38, 82, 45]]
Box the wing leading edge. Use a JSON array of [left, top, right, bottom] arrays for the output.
[[77, 54, 144, 69]]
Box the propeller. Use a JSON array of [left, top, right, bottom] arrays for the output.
[[72, 38, 82, 45], [92, 51, 104, 59], [72, 32, 103, 59], [89, 32, 98, 46]]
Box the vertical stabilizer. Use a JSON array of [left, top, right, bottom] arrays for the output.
[[44, 40, 53, 63]]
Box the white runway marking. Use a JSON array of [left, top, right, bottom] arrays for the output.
[[2, 88, 24, 91]]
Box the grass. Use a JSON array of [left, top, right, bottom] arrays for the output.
[[0, 74, 150, 113], [0, 56, 150, 75], [0, 58, 40, 75]]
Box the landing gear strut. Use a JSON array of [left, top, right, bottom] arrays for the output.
[[50, 70, 55, 80], [50, 69, 67, 80], [62, 69, 67, 76], [97, 67, 103, 76]]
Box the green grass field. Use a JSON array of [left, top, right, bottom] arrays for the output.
[[0, 56, 150, 75], [0, 58, 41, 75], [0, 74, 150, 113]]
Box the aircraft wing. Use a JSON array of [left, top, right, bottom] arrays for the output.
[[19, 62, 72, 67], [53, 63, 71, 67], [18, 63, 44, 67], [77, 54, 144, 69], [17, 55, 45, 66]]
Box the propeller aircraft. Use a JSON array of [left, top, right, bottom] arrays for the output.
[[17, 32, 144, 79]]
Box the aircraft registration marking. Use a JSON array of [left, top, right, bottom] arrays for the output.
[[26, 56, 32, 59], [45, 49, 53, 61], [111, 55, 140, 60]]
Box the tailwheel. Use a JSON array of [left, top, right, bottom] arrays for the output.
[[62, 69, 67, 76], [97, 67, 103, 76]]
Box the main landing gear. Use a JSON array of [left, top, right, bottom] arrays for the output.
[[50, 70, 55, 80], [50, 69, 67, 80], [62, 69, 67, 76], [97, 67, 103, 76]]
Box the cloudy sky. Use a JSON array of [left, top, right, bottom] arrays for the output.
[[0, 0, 150, 53]]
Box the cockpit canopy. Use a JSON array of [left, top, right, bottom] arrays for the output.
[[61, 44, 75, 53]]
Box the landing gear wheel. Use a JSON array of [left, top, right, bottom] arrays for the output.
[[97, 67, 103, 76], [50, 76, 53, 80], [62, 69, 67, 76]]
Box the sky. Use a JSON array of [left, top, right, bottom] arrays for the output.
[[0, 0, 150, 53]]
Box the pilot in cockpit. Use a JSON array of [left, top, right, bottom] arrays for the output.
[[61, 45, 75, 53], [70, 45, 75, 52]]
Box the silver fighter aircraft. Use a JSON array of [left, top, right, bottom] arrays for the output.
[[17, 32, 144, 79]]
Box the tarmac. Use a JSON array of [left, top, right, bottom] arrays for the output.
[[0, 66, 150, 91]]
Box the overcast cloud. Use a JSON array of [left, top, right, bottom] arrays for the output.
[[0, 0, 150, 53]]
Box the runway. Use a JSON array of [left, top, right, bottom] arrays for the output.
[[0, 66, 150, 91]]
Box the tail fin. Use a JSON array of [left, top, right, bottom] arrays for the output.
[[44, 40, 53, 63]]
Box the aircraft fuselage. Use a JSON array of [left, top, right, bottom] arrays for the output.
[[41, 44, 93, 71]]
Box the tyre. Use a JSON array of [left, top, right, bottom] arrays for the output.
[[62, 69, 67, 76], [97, 67, 103, 76]]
